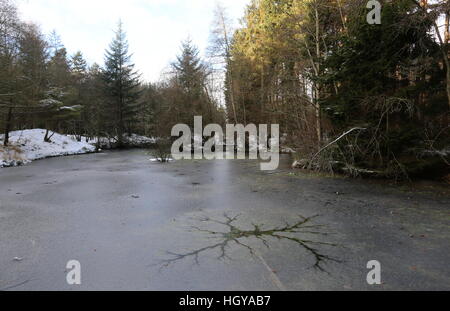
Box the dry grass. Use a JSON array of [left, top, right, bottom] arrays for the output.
[[0, 144, 26, 164]]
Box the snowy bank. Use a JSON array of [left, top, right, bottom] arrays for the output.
[[69, 133, 157, 149], [124, 134, 157, 147], [0, 129, 96, 168]]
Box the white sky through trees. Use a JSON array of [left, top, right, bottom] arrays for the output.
[[16, 0, 250, 82]]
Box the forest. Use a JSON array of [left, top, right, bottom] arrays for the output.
[[0, 0, 449, 180]]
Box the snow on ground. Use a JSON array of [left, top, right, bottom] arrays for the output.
[[0, 129, 96, 168], [149, 158, 174, 163], [124, 134, 157, 147], [68, 134, 157, 149]]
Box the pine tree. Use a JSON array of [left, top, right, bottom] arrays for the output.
[[71, 51, 87, 81], [18, 23, 49, 107], [172, 39, 213, 126], [48, 30, 63, 57], [85, 63, 107, 147], [48, 47, 71, 89], [173, 39, 206, 94], [69, 51, 88, 139], [102, 21, 141, 147]]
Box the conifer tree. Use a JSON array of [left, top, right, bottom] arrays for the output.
[[71, 51, 87, 81], [102, 21, 141, 147], [172, 39, 212, 126]]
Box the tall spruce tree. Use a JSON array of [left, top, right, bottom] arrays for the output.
[[172, 39, 213, 127], [102, 21, 140, 147], [71, 51, 87, 80]]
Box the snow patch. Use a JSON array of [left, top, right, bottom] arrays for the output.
[[149, 158, 174, 163], [0, 129, 96, 168], [124, 134, 157, 147], [68, 134, 157, 149]]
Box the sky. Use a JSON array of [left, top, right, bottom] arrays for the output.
[[16, 0, 251, 83]]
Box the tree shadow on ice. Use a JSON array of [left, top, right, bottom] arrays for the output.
[[156, 214, 341, 273]]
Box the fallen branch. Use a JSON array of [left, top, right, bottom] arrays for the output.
[[310, 127, 367, 162]]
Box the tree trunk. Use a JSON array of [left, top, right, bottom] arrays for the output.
[[44, 129, 50, 142], [118, 96, 124, 148], [445, 66, 450, 110], [417, 0, 450, 109], [218, 6, 238, 124], [314, 3, 322, 147], [261, 62, 265, 123], [3, 107, 13, 146], [203, 84, 215, 124], [315, 89, 322, 149], [446, 6, 450, 109]]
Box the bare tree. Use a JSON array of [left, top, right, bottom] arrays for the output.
[[412, 0, 450, 109], [208, 2, 238, 124]]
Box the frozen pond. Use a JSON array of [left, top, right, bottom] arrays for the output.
[[0, 150, 449, 290]]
